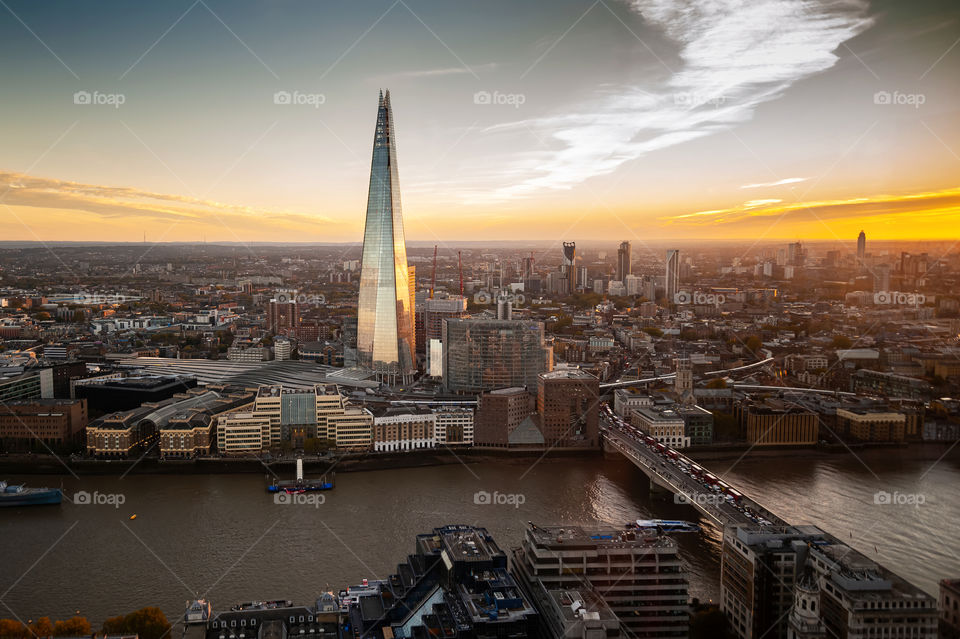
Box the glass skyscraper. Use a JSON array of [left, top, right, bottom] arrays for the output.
[[357, 90, 416, 385]]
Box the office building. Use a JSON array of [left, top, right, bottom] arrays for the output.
[[835, 408, 906, 442], [432, 406, 474, 446], [616, 240, 631, 282], [0, 368, 54, 402], [474, 387, 538, 447], [665, 249, 680, 303], [442, 319, 553, 394], [857, 230, 866, 265], [562, 242, 577, 294], [741, 402, 818, 446], [721, 524, 937, 639], [74, 374, 197, 414], [940, 579, 960, 639], [356, 90, 416, 385], [0, 398, 87, 452], [267, 295, 299, 334], [631, 406, 690, 448], [537, 368, 599, 448], [372, 407, 436, 451], [417, 295, 468, 375], [513, 523, 689, 638]]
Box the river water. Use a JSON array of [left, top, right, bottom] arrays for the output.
[[1, 448, 958, 626]]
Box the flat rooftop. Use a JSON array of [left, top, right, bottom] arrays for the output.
[[527, 524, 674, 550]]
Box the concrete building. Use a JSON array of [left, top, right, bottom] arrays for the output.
[[721, 524, 937, 639], [631, 406, 690, 448], [474, 387, 537, 447], [940, 579, 960, 639], [442, 318, 553, 394], [372, 408, 436, 451], [616, 240, 631, 282], [0, 368, 54, 402], [432, 406, 474, 446], [226, 344, 271, 362], [665, 249, 680, 303], [613, 388, 654, 418], [266, 296, 299, 334], [741, 402, 818, 446], [836, 408, 906, 443], [512, 523, 689, 638], [537, 368, 600, 448], [0, 398, 87, 452], [678, 405, 714, 446]]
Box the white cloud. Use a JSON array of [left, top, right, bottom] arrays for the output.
[[482, 0, 872, 201], [741, 177, 808, 189]]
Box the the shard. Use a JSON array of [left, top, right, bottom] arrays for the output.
[[356, 90, 416, 385]]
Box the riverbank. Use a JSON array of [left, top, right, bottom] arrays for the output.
[[0, 446, 601, 476], [686, 441, 959, 463]]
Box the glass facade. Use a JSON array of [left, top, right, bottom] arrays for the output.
[[356, 90, 416, 384], [442, 319, 553, 394]]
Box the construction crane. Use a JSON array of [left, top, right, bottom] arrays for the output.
[[430, 244, 438, 299]]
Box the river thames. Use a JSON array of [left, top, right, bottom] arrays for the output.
[[1, 447, 958, 626]]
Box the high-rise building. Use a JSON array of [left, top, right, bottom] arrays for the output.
[[442, 319, 553, 394], [857, 229, 866, 264], [418, 296, 469, 375], [616, 240, 631, 281], [536, 368, 599, 447], [562, 241, 576, 294], [267, 295, 299, 334], [513, 523, 690, 638], [665, 249, 680, 303], [356, 90, 416, 385]]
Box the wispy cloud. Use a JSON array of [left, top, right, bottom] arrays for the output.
[[386, 62, 498, 79], [661, 187, 960, 232], [482, 0, 873, 201], [740, 177, 808, 189], [0, 170, 339, 230]]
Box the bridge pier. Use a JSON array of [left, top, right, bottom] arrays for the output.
[[649, 479, 674, 502]]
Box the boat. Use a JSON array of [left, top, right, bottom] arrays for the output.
[[632, 519, 700, 534], [0, 480, 62, 507]]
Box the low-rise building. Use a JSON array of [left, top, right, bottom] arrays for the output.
[[836, 408, 906, 443], [0, 398, 87, 452], [631, 406, 690, 448]]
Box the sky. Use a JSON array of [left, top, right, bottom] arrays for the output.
[[1, 0, 959, 245]]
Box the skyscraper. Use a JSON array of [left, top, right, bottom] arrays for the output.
[[665, 249, 680, 303], [356, 90, 416, 385], [616, 240, 631, 282], [857, 229, 866, 266], [561, 241, 576, 294]]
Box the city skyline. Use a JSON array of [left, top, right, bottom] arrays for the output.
[[1, 0, 959, 242]]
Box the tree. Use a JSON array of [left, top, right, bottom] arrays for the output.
[[54, 617, 91, 636], [29, 617, 54, 638], [744, 335, 762, 353], [0, 619, 29, 638], [101, 608, 170, 639], [642, 327, 662, 338], [706, 378, 727, 389], [831, 335, 853, 349]]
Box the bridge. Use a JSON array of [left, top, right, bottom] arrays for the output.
[[600, 414, 786, 529], [599, 357, 776, 390]]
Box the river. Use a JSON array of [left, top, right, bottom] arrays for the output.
[[1, 447, 958, 626]]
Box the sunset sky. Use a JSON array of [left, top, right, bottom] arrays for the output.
[[1, 0, 959, 244]]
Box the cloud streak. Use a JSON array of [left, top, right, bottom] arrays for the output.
[[484, 0, 873, 201]]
